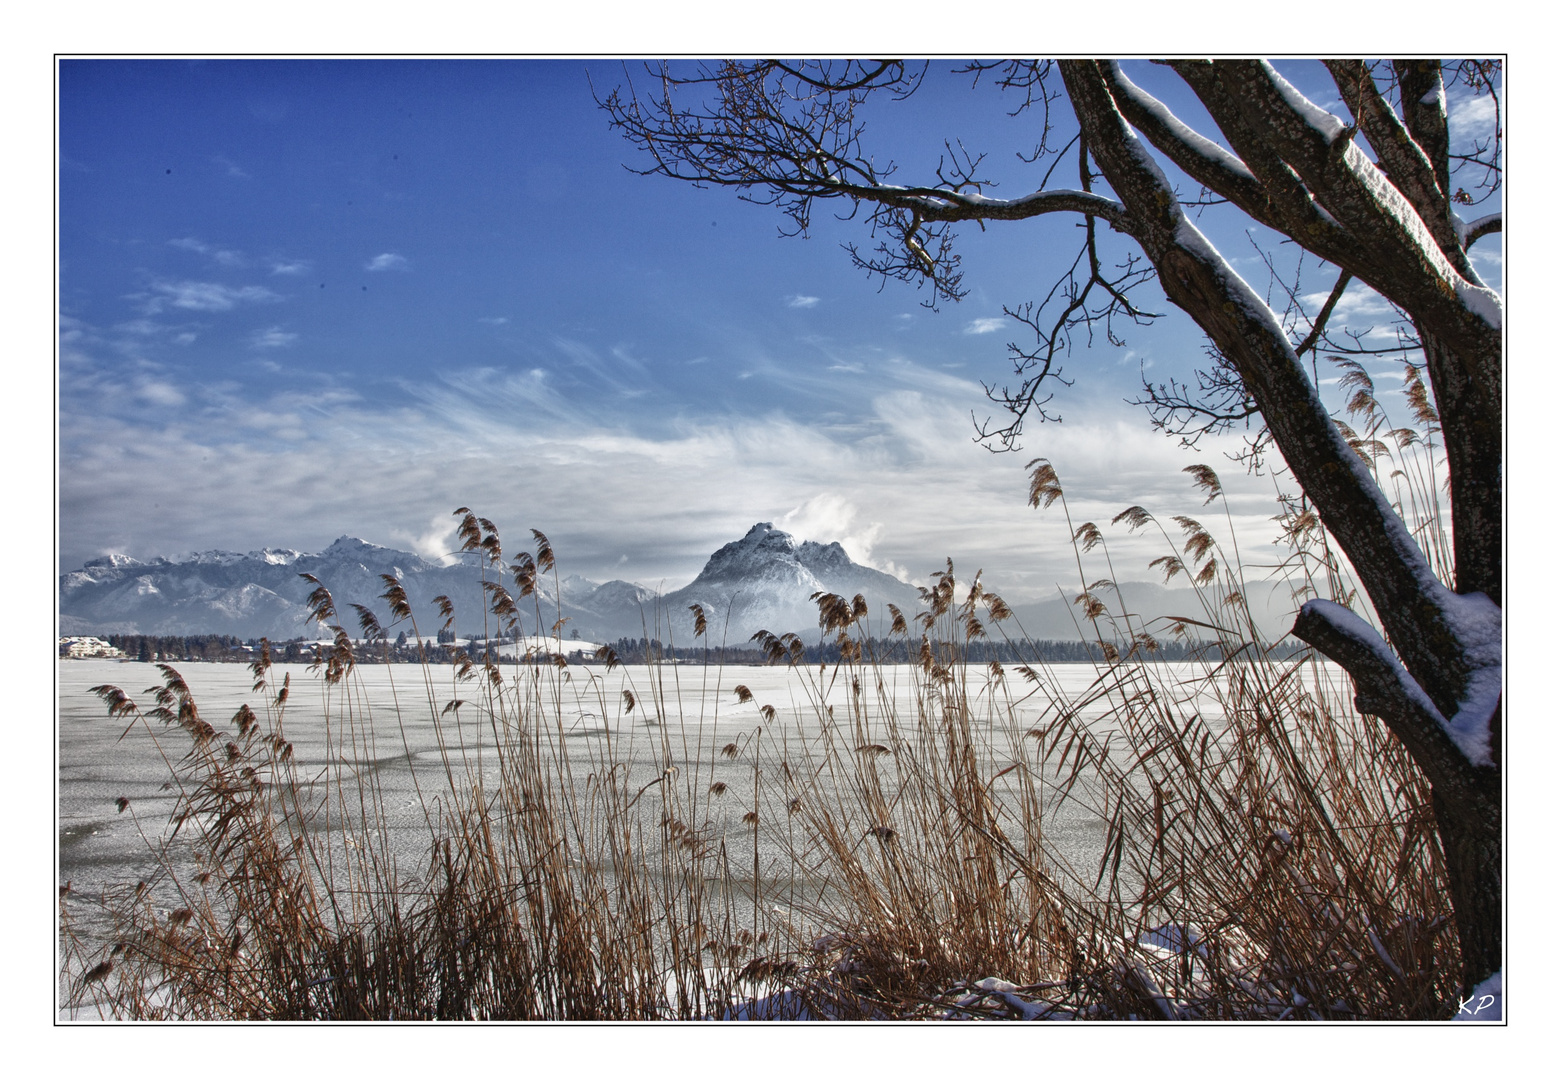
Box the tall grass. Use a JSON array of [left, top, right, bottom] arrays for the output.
[[59, 466, 1461, 1020]]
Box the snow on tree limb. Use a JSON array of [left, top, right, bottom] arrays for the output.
[[1246, 63, 1504, 337], [1323, 59, 1467, 268], [857, 184, 1130, 227], [1294, 599, 1498, 771], [1461, 212, 1502, 246], [1100, 63, 1260, 192]]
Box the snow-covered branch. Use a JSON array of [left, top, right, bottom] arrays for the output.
[[1323, 59, 1466, 266], [857, 185, 1130, 227], [1293, 599, 1498, 773], [1101, 63, 1262, 203], [1461, 212, 1502, 246]]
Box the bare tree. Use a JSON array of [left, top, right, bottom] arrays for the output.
[[598, 58, 1503, 993]]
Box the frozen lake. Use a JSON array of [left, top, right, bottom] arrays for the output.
[[59, 655, 1305, 936]]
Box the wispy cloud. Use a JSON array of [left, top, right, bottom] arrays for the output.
[[365, 253, 410, 272], [212, 155, 249, 178], [113, 319, 162, 337], [1448, 90, 1499, 141], [964, 317, 1007, 335], [780, 493, 891, 577], [167, 237, 246, 268], [59, 343, 1294, 602], [250, 326, 298, 349], [478, 316, 509, 325], [546, 337, 654, 401], [270, 260, 311, 276], [785, 295, 820, 309], [1299, 281, 1403, 341], [133, 378, 186, 407], [141, 280, 281, 314]]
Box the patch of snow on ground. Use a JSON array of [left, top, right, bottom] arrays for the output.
[[942, 978, 1077, 1021]]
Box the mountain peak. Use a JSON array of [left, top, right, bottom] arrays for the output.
[[694, 523, 802, 584], [739, 522, 793, 547], [84, 553, 143, 570], [797, 538, 851, 574], [324, 536, 378, 553]]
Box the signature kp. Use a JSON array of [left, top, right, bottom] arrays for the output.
[[1458, 993, 1497, 1018]]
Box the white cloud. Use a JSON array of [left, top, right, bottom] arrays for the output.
[[270, 260, 310, 276], [785, 295, 820, 308], [387, 514, 462, 566], [964, 317, 1007, 335], [250, 327, 298, 349], [143, 281, 281, 314], [1298, 281, 1406, 340], [233, 407, 308, 441], [366, 253, 410, 272], [212, 155, 249, 178], [59, 349, 1299, 605], [1447, 91, 1498, 141], [780, 493, 887, 573], [167, 237, 246, 267], [133, 379, 185, 407], [479, 316, 509, 325]]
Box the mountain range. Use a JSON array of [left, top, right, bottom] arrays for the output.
[[58, 524, 922, 645], [59, 523, 1294, 645]]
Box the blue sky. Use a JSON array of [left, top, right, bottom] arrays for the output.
[[57, 58, 1503, 600]]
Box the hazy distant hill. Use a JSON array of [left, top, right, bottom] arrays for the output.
[[994, 579, 1294, 643]]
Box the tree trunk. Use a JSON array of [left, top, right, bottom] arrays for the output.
[[1431, 783, 1502, 996]]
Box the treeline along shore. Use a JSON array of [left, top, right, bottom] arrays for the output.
[[74, 632, 1308, 667]]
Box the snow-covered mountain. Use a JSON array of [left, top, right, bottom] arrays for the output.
[[657, 523, 922, 643], [57, 525, 925, 644], [59, 537, 514, 641]]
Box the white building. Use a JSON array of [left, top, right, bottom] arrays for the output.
[[59, 636, 126, 659]]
